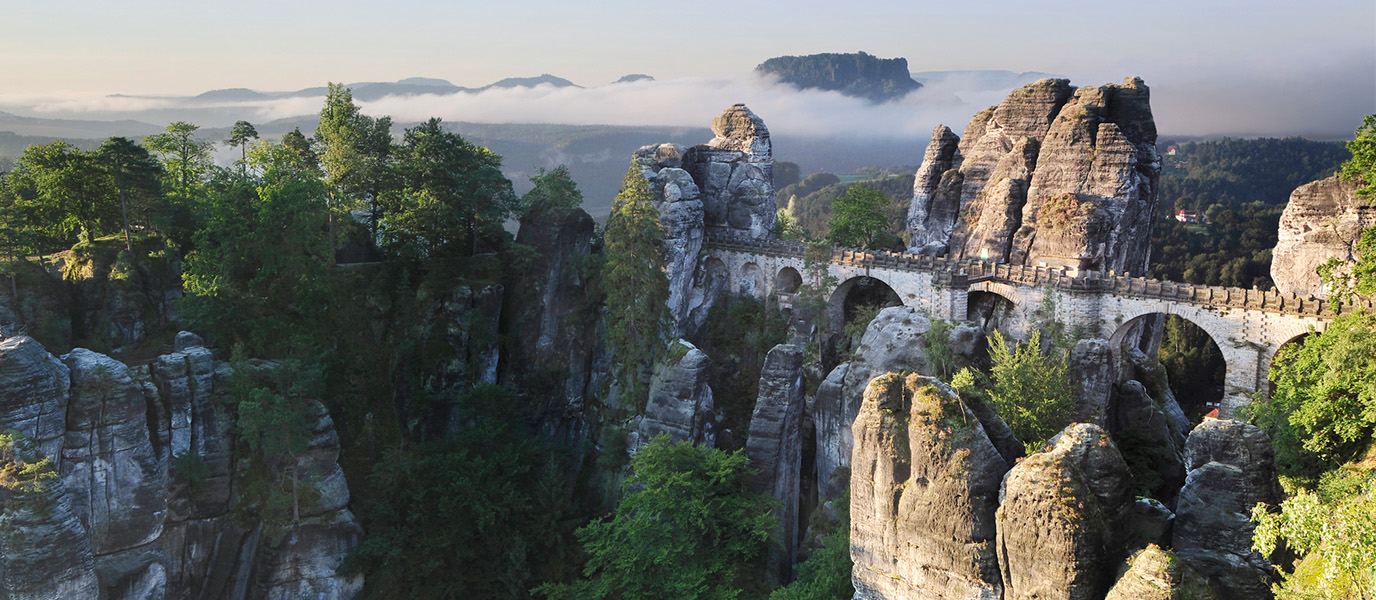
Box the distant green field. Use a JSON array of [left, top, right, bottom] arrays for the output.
[[836, 174, 869, 185]]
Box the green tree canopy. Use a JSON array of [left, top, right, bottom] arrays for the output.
[[536, 436, 776, 600], [145, 121, 213, 203], [226, 120, 260, 166], [956, 330, 1074, 449], [826, 184, 891, 249], [8, 140, 116, 246], [179, 139, 332, 356], [316, 83, 396, 237], [346, 385, 568, 599], [382, 118, 517, 260], [521, 165, 583, 216], [96, 136, 163, 251], [602, 164, 671, 402], [1339, 114, 1376, 199]]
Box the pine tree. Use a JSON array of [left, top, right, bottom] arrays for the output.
[[603, 164, 670, 403]]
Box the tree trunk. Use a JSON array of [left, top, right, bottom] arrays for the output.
[[119, 188, 133, 254]]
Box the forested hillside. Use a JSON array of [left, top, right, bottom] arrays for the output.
[[1148, 137, 1348, 288]]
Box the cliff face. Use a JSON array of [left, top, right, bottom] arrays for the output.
[[909, 77, 1161, 275], [1270, 174, 1375, 297], [0, 332, 362, 600]]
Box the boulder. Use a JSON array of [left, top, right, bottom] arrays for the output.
[[744, 343, 806, 581], [814, 306, 932, 500], [1105, 545, 1218, 600], [850, 373, 1006, 600], [1270, 174, 1376, 297], [997, 423, 1134, 600], [636, 340, 715, 447], [1173, 419, 1281, 600]]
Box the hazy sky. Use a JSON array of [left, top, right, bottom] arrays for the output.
[[4, 0, 1374, 137]]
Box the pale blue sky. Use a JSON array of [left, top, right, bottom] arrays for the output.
[[6, 0, 1372, 93]]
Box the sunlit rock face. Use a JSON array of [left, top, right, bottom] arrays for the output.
[[996, 424, 1135, 600], [911, 77, 1161, 275], [1271, 174, 1375, 297], [850, 373, 1007, 600]]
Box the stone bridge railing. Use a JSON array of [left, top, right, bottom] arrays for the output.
[[703, 232, 1375, 319]]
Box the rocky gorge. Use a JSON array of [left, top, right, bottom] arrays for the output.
[[0, 75, 1360, 600]]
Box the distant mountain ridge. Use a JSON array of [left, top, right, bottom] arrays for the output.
[[755, 51, 922, 103], [182, 75, 580, 104]]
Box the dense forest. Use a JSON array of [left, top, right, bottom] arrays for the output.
[[1148, 137, 1349, 288]]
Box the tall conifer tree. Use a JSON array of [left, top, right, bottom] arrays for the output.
[[603, 164, 670, 402]]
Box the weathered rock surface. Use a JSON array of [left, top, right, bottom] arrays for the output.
[[635, 340, 715, 447], [1069, 338, 1115, 424], [907, 125, 965, 254], [61, 347, 168, 556], [744, 343, 805, 581], [850, 373, 1006, 600], [424, 284, 503, 433], [636, 144, 708, 338], [681, 104, 776, 238], [638, 105, 778, 338], [0, 436, 101, 600], [503, 203, 607, 449], [1173, 419, 1281, 600], [997, 423, 1134, 600], [1105, 546, 1218, 600], [911, 77, 1160, 275], [0, 332, 363, 600], [815, 306, 932, 500], [0, 335, 70, 462], [1271, 174, 1375, 297]]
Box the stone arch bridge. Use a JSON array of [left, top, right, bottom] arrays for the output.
[[703, 232, 1372, 415]]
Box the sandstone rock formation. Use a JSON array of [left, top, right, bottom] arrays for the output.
[[635, 339, 716, 448], [0, 335, 70, 462], [755, 51, 922, 103], [909, 77, 1161, 276], [1271, 174, 1375, 297], [1105, 546, 1217, 600], [61, 347, 168, 556], [850, 373, 1007, 600], [815, 306, 933, 500], [0, 332, 363, 600], [1173, 419, 1281, 600], [997, 423, 1134, 600], [637, 105, 777, 338], [0, 435, 101, 600], [503, 203, 608, 447], [744, 343, 806, 581]]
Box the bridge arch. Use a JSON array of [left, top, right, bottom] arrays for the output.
[[967, 289, 1017, 332], [1111, 312, 1227, 420], [774, 266, 802, 295], [737, 262, 765, 295], [828, 275, 902, 334]]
